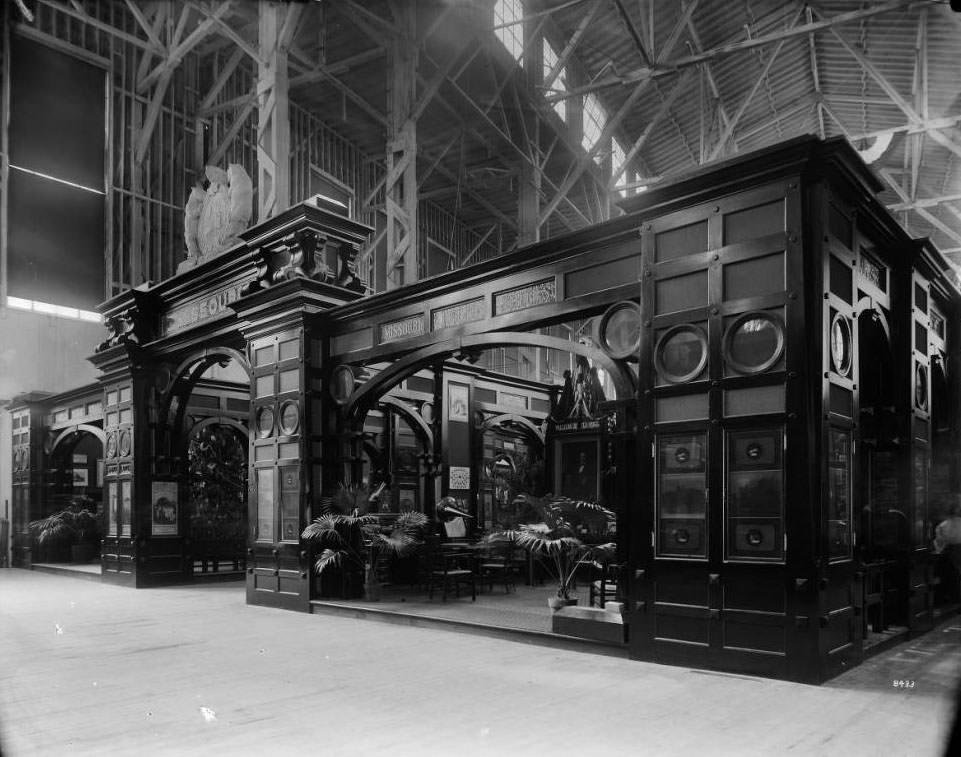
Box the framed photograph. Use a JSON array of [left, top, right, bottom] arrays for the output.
[[398, 486, 417, 512], [554, 437, 601, 503], [449, 466, 471, 490], [72, 468, 89, 487], [448, 383, 469, 422], [151, 481, 179, 536]]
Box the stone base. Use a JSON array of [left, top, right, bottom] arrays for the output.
[[551, 605, 627, 644]]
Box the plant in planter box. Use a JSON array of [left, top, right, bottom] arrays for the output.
[[302, 484, 428, 601], [502, 493, 616, 610], [187, 425, 247, 561], [28, 497, 101, 563]]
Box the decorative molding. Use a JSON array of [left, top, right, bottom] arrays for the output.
[[493, 279, 557, 315], [431, 298, 485, 331]]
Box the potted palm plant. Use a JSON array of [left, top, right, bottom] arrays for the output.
[[302, 484, 428, 601], [28, 498, 101, 563], [506, 493, 616, 611]]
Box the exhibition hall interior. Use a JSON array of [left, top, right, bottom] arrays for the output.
[[2, 0, 961, 687]]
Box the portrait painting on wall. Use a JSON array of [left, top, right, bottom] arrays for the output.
[[555, 438, 600, 503], [448, 383, 469, 422], [151, 480, 179, 536]]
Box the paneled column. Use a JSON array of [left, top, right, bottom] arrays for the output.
[[233, 200, 371, 610]]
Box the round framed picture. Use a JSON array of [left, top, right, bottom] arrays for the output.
[[596, 301, 642, 360], [830, 313, 852, 377], [421, 401, 435, 424], [915, 362, 928, 411], [723, 311, 785, 375], [279, 400, 300, 436], [118, 430, 132, 457], [256, 406, 275, 438], [654, 324, 708, 383], [105, 432, 118, 459], [329, 365, 355, 405]]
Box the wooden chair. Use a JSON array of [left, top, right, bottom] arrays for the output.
[[587, 559, 620, 608], [478, 540, 516, 594], [427, 549, 476, 602]]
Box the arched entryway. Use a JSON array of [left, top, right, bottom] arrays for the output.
[[156, 348, 252, 579], [34, 424, 106, 564]]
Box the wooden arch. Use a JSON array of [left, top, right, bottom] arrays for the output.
[[480, 412, 546, 446], [49, 423, 107, 455], [376, 395, 433, 451], [158, 346, 252, 456], [343, 331, 634, 419], [186, 415, 251, 442]]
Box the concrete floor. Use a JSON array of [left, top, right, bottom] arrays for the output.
[[1, 569, 959, 757]]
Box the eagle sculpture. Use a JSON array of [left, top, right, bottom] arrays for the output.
[[179, 164, 252, 272]]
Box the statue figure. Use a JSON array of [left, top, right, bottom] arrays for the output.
[[179, 164, 252, 272]]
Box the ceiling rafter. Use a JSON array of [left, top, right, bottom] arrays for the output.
[[539, 77, 653, 224], [611, 0, 654, 68], [542, 0, 603, 90], [553, 0, 940, 99], [198, 47, 245, 114], [881, 168, 961, 247], [805, 6, 825, 140], [123, 0, 163, 51], [34, 0, 161, 53], [610, 68, 695, 186], [818, 7, 961, 163], [189, 0, 261, 64], [708, 7, 803, 162]]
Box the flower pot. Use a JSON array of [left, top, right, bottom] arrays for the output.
[[547, 595, 577, 612], [364, 580, 382, 602]]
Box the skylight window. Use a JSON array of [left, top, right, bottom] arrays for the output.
[[582, 92, 607, 155], [612, 139, 629, 196], [543, 39, 567, 122], [494, 0, 524, 65]]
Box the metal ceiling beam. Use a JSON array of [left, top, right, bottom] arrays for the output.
[[539, 77, 652, 225], [881, 168, 961, 246], [805, 6, 825, 140], [847, 114, 961, 142], [733, 99, 817, 146], [707, 24, 797, 162], [888, 193, 961, 212], [658, 0, 699, 63], [610, 69, 695, 186], [611, 0, 653, 68], [820, 10, 961, 162], [543, 0, 603, 90], [555, 0, 939, 98]]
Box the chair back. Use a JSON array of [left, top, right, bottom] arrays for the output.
[[443, 517, 468, 539]]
